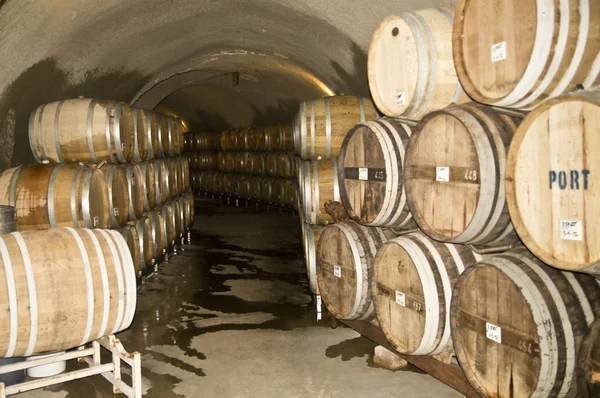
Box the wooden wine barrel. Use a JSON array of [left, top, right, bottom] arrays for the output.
[[250, 177, 262, 201], [189, 152, 219, 170], [179, 156, 191, 193], [219, 131, 228, 151], [170, 200, 184, 241], [235, 128, 249, 151], [273, 179, 286, 205], [451, 248, 600, 397], [338, 118, 414, 228], [131, 108, 149, 162], [269, 123, 294, 151], [166, 116, 183, 156], [155, 114, 169, 158], [295, 96, 378, 160], [578, 317, 600, 398], [143, 209, 166, 259], [233, 152, 245, 174], [128, 216, 153, 270], [374, 232, 481, 356], [506, 90, 600, 274], [153, 160, 169, 205], [0, 164, 110, 230], [217, 152, 226, 171], [224, 152, 235, 173], [179, 193, 194, 232], [260, 178, 274, 202], [161, 205, 176, 250], [282, 180, 298, 208], [316, 221, 394, 320], [168, 157, 183, 197], [158, 159, 174, 200], [453, 0, 600, 109], [302, 224, 324, 294], [236, 175, 251, 199], [120, 224, 141, 278], [228, 129, 238, 150], [189, 132, 220, 151], [368, 8, 466, 119], [299, 158, 341, 225], [29, 99, 135, 164], [196, 171, 212, 192], [244, 152, 266, 175], [256, 126, 272, 152], [0, 227, 136, 357], [138, 161, 157, 211], [265, 153, 278, 178], [405, 103, 520, 246], [143, 110, 159, 159], [120, 163, 144, 221], [275, 152, 297, 179], [220, 173, 234, 195], [245, 127, 258, 151], [98, 164, 130, 228]]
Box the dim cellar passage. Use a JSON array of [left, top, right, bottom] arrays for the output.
[[0, 0, 599, 397]]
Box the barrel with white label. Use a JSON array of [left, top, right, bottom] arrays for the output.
[[295, 96, 378, 160], [506, 90, 600, 275], [453, 0, 600, 109], [0, 227, 136, 357], [338, 118, 414, 228], [303, 224, 324, 294], [451, 248, 600, 398], [374, 232, 480, 355], [316, 221, 394, 320], [405, 103, 520, 246], [144, 209, 166, 259], [299, 158, 341, 225], [138, 161, 157, 211], [131, 108, 149, 162], [98, 164, 129, 228], [121, 163, 144, 221], [368, 8, 466, 119]]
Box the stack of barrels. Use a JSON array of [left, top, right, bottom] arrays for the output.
[[193, 123, 299, 209], [300, 3, 600, 397], [184, 131, 221, 172], [5, 98, 195, 283]]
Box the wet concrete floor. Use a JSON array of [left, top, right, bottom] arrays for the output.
[[20, 198, 461, 398]]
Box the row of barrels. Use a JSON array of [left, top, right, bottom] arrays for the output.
[[0, 192, 194, 358], [193, 171, 298, 209], [310, 220, 600, 397], [299, 90, 600, 276], [0, 157, 191, 230], [188, 151, 297, 179], [29, 98, 186, 163], [219, 123, 294, 152], [366, 3, 600, 119], [183, 132, 220, 152]]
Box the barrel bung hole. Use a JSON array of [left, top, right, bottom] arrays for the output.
[[391, 27, 399, 37]]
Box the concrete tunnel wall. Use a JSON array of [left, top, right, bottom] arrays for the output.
[[0, 0, 451, 169]]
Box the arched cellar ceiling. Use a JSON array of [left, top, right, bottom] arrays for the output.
[[0, 0, 450, 166]]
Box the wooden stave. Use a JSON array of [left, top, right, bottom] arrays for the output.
[[120, 163, 144, 221], [316, 221, 394, 320], [155, 114, 169, 159], [404, 103, 520, 246], [131, 108, 149, 162], [506, 90, 600, 274], [143, 110, 159, 159], [165, 158, 179, 199], [0, 227, 136, 357], [249, 152, 266, 176], [374, 232, 481, 355], [152, 160, 169, 206], [29, 99, 135, 164], [300, 158, 340, 225], [452, 0, 600, 109], [188, 152, 219, 170], [297, 96, 378, 160], [451, 248, 600, 398], [338, 118, 414, 228], [160, 205, 176, 250], [368, 8, 465, 119]]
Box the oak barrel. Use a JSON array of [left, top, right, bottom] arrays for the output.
[[161, 205, 176, 250], [166, 116, 183, 156], [179, 156, 191, 193], [405, 103, 520, 246], [506, 90, 600, 274], [128, 216, 153, 270], [275, 152, 297, 179], [451, 248, 600, 397], [189, 152, 219, 170], [236, 128, 249, 151], [131, 108, 149, 162], [295, 96, 378, 160], [338, 118, 414, 228], [244, 152, 266, 176], [219, 131, 228, 151], [155, 114, 169, 158], [256, 126, 272, 152], [453, 0, 600, 109], [143, 110, 159, 159], [189, 132, 220, 151], [302, 224, 324, 294], [0, 164, 109, 230], [179, 193, 194, 231], [227, 129, 238, 150], [99, 164, 130, 228], [170, 200, 184, 241], [138, 161, 157, 211], [120, 163, 144, 221], [250, 177, 262, 201], [244, 127, 258, 151], [233, 152, 245, 174], [368, 8, 466, 119], [299, 158, 340, 225], [260, 178, 274, 203], [121, 224, 141, 278], [374, 232, 481, 355], [0, 227, 136, 357], [236, 176, 251, 199], [265, 153, 278, 178], [29, 99, 135, 164], [317, 221, 394, 320], [269, 123, 294, 151], [144, 210, 166, 259]]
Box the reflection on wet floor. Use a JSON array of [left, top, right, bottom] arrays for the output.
[[20, 199, 460, 398]]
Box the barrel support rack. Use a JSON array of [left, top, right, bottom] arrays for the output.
[[0, 335, 142, 398]]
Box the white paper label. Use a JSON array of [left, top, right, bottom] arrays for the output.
[[560, 220, 583, 241], [395, 91, 406, 106], [436, 166, 450, 182], [491, 41, 507, 63], [121, 143, 127, 152], [113, 207, 119, 216], [93, 216, 99, 227], [358, 167, 368, 181], [486, 322, 502, 344], [333, 265, 342, 278], [395, 291, 406, 306], [316, 295, 322, 321]]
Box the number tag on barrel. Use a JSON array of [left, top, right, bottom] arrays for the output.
[[333, 265, 342, 278], [395, 291, 406, 306], [93, 216, 99, 226], [114, 208, 119, 216], [395, 91, 406, 106], [491, 41, 507, 63], [344, 167, 386, 181], [435, 166, 450, 182], [359, 168, 368, 181], [560, 220, 582, 241], [486, 322, 502, 344]]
